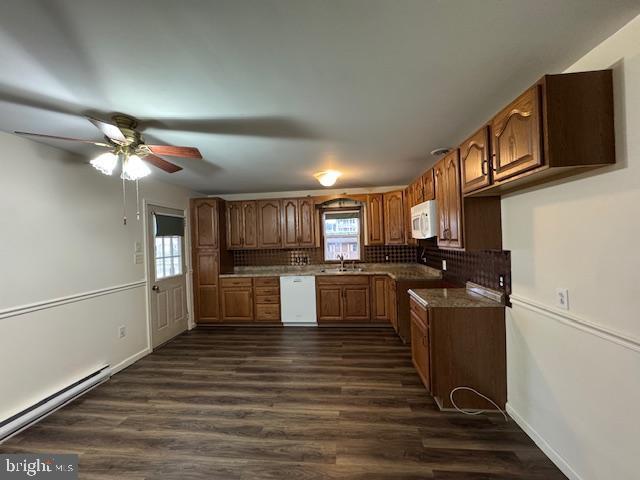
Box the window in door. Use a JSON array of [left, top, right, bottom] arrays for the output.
[[322, 209, 362, 261], [154, 214, 185, 280]]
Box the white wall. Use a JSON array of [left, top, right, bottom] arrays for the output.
[[502, 15, 640, 480], [0, 133, 197, 421]]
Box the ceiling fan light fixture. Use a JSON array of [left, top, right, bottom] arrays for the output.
[[90, 152, 118, 176], [314, 170, 341, 187], [121, 154, 151, 181]]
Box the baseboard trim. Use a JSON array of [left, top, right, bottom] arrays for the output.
[[509, 294, 640, 353], [506, 403, 582, 480], [0, 280, 147, 321], [111, 348, 151, 375]]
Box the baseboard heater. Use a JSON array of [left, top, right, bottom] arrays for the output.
[[0, 365, 111, 443]]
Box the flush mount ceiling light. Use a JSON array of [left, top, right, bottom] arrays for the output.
[[314, 170, 342, 187]]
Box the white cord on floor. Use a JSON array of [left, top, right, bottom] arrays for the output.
[[449, 386, 508, 422]]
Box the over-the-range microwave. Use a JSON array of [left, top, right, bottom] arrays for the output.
[[410, 200, 437, 239]]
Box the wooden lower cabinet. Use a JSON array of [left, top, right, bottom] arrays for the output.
[[220, 278, 254, 322], [410, 304, 431, 392], [387, 278, 398, 333], [316, 276, 371, 323], [408, 296, 506, 411], [254, 277, 281, 322], [371, 276, 389, 323]]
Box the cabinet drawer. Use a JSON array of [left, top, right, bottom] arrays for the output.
[[409, 297, 428, 324], [316, 275, 370, 286], [255, 304, 280, 321], [255, 295, 279, 304], [254, 277, 279, 287], [255, 287, 279, 296], [220, 277, 253, 287]]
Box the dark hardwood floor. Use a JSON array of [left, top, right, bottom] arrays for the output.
[[1, 327, 566, 479]]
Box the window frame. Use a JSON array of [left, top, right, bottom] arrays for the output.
[[153, 220, 185, 282], [320, 206, 364, 263]]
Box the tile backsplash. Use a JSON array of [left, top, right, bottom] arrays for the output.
[[418, 238, 511, 295], [232, 245, 419, 266]]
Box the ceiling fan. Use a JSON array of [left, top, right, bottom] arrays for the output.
[[15, 113, 202, 179]]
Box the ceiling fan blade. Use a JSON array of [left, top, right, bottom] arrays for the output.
[[143, 154, 183, 173], [87, 117, 127, 144], [14, 131, 111, 147], [147, 145, 202, 159]]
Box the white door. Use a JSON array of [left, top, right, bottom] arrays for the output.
[[146, 204, 188, 348]]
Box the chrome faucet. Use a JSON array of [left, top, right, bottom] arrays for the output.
[[337, 254, 345, 271]]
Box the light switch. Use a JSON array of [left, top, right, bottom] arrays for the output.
[[134, 241, 143, 253], [555, 288, 569, 310], [134, 253, 144, 265]]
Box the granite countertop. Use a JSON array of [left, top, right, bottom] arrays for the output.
[[408, 287, 504, 308], [219, 263, 442, 281]]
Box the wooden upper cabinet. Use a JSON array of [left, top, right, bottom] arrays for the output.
[[461, 126, 492, 193], [282, 198, 299, 248], [194, 200, 218, 249], [413, 176, 424, 205], [383, 191, 405, 245], [226, 202, 243, 249], [404, 186, 415, 246], [298, 198, 315, 247], [434, 151, 463, 249], [422, 169, 435, 201], [242, 201, 258, 248], [226, 201, 257, 249], [282, 198, 315, 248], [257, 199, 282, 248], [366, 194, 384, 245], [491, 86, 542, 182]]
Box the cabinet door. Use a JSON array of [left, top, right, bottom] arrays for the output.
[[434, 160, 449, 244], [461, 126, 491, 193], [491, 86, 542, 181], [387, 279, 398, 333], [343, 286, 371, 322], [383, 191, 405, 245], [366, 194, 384, 245], [194, 200, 218, 249], [242, 201, 258, 248], [443, 151, 463, 248], [257, 199, 282, 248], [422, 169, 435, 201], [220, 287, 254, 321], [317, 286, 342, 322], [404, 186, 416, 246], [413, 177, 424, 205], [226, 202, 243, 249], [195, 252, 219, 323], [410, 310, 430, 391], [297, 198, 316, 247], [282, 198, 299, 248], [371, 276, 388, 322]]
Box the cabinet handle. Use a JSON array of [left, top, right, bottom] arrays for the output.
[[491, 153, 498, 172], [422, 335, 427, 347], [481, 160, 488, 176]]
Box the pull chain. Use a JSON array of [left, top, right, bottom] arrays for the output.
[[122, 175, 127, 226], [136, 179, 141, 221]]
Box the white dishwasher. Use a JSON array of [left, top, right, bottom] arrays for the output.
[[280, 276, 317, 326]]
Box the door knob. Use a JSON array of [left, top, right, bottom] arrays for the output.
[[152, 285, 160, 292]]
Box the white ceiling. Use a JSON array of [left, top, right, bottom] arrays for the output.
[[1, 1, 639, 194]]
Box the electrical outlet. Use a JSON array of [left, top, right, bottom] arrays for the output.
[[441, 259, 447, 271], [555, 288, 569, 310], [385, 255, 390, 261], [499, 275, 505, 288], [118, 325, 126, 339]]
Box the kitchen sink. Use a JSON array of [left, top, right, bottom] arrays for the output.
[[319, 267, 364, 273]]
